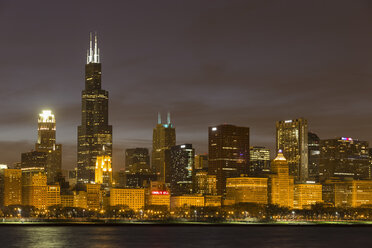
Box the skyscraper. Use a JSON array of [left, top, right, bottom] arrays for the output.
[[125, 148, 150, 174], [208, 124, 250, 195], [151, 112, 175, 182], [308, 132, 320, 181], [168, 144, 195, 195], [319, 137, 370, 181], [21, 110, 62, 184], [276, 118, 308, 182], [77, 33, 112, 184]]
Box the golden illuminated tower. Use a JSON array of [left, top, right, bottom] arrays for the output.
[[269, 150, 294, 208], [95, 155, 112, 186], [21, 110, 62, 184]]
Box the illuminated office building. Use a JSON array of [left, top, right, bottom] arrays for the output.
[[74, 191, 88, 209], [268, 151, 294, 208], [151, 112, 175, 182], [110, 188, 145, 210], [22, 169, 48, 209], [308, 132, 320, 181], [194, 154, 208, 170], [193, 170, 217, 195], [61, 194, 74, 207], [47, 185, 61, 207], [170, 195, 205, 210], [95, 155, 112, 187], [0, 169, 22, 207], [168, 144, 195, 195], [225, 177, 268, 205], [276, 118, 308, 182], [293, 182, 322, 209], [208, 124, 250, 195], [21, 110, 62, 184], [78, 33, 112, 184], [249, 146, 270, 176], [146, 182, 171, 208], [323, 179, 372, 207], [86, 183, 102, 210], [319, 137, 370, 181]]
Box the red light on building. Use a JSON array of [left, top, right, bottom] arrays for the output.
[[151, 191, 169, 195]]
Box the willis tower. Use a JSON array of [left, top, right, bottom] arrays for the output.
[[77, 33, 112, 184]]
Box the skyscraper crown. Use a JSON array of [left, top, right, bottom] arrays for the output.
[[86, 32, 100, 64]]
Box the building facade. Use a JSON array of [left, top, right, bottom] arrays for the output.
[[319, 137, 370, 181], [225, 177, 268, 205], [249, 146, 270, 176]]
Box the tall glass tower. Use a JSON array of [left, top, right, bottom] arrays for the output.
[[77, 33, 112, 184]]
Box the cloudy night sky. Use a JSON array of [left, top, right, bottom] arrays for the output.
[[1, 0, 372, 169]]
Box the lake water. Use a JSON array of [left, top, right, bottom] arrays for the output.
[[0, 225, 371, 248]]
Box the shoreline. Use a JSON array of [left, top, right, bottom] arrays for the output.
[[1, 220, 372, 226]]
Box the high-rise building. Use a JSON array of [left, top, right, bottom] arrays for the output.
[[168, 144, 195, 195], [78, 33, 112, 184], [194, 154, 208, 170], [249, 146, 270, 176], [151, 112, 175, 182], [0, 169, 22, 207], [276, 118, 308, 182], [268, 151, 294, 208], [308, 132, 320, 181], [208, 124, 250, 195], [319, 137, 370, 181], [125, 148, 150, 174], [21, 110, 62, 184], [95, 155, 112, 187]]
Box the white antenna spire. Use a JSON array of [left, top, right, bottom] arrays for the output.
[[158, 112, 161, 124], [167, 112, 171, 124], [87, 32, 100, 64], [94, 32, 98, 63]]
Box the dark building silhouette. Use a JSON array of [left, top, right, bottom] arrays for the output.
[[168, 144, 195, 195], [151, 112, 175, 182], [319, 137, 370, 181], [77, 33, 112, 184], [308, 132, 320, 181], [208, 124, 250, 195], [124, 148, 156, 188]]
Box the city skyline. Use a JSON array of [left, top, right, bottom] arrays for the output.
[[2, 1, 372, 170]]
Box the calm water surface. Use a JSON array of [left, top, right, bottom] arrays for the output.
[[0, 225, 371, 248]]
